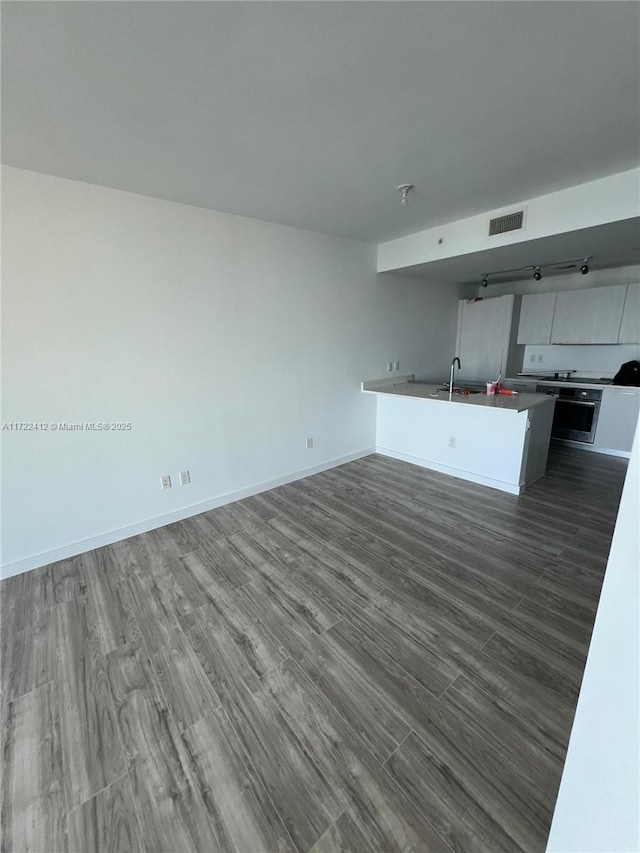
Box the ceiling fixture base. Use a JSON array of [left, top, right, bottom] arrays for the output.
[[397, 184, 414, 206]]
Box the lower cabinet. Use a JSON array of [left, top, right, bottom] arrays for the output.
[[594, 388, 640, 453]]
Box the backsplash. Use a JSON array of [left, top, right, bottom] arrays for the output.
[[521, 344, 640, 378]]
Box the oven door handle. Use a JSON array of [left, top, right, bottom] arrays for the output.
[[557, 400, 598, 407]]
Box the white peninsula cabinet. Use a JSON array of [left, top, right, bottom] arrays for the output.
[[550, 284, 627, 344], [364, 379, 555, 494], [517, 292, 557, 344], [594, 387, 640, 455], [618, 283, 640, 343]]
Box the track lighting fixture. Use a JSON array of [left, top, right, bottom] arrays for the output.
[[477, 255, 592, 287], [479, 264, 536, 288]]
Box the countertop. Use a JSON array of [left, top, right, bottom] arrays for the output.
[[507, 376, 620, 390], [362, 376, 554, 414]]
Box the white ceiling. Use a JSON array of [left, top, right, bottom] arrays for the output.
[[2, 2, 639, 243]]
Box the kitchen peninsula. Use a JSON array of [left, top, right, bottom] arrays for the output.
[[363, 375, 555, 494]]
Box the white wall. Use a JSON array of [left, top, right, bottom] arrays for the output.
[[1, 167, 468, 575], [521, 343, 640, 378], [546, 420, 640, 852]]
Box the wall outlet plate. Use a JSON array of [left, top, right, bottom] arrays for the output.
[[179, 470, 191, 485], [161, 474, 172, 490], [306, 437, 314, 449]]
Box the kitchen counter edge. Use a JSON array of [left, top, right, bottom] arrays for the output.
[[362, 377, 553, 414], [507, 376, 636, 390]]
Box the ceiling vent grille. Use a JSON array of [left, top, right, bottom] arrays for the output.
[[488, 210, 524, 236]]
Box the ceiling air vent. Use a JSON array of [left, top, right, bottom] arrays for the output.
[[488, 210, 524, 236]]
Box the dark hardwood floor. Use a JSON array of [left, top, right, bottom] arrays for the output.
[[1, 446, 628, 853]]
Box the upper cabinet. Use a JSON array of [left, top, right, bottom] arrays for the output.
[[517, 292, 557, 344], [550, 285, 627, 344], [618, 283, 640, 343], [456, 294, 520, 381]]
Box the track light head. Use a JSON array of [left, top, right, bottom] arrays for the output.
[[580, 260, 590, 275], [533, 266, 542, 281]]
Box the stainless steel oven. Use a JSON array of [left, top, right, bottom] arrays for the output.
[[537, 384, 602, 444]]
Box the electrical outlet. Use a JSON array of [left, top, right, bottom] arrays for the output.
[[537, 354, 543, 363], [179, 470, 191, 486], [529, 354, 536, 363], [393, 361, 400, 371], [448, 436, 457, 448], [306, 437, 313, 449], [161, 474, 172, 490], [386, 361, 393, 372]]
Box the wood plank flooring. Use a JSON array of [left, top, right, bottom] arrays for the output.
[[1, 445, 628, 853]]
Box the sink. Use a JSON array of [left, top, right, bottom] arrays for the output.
[[430, 387, 482, 397], [438, 381, 486, 394]]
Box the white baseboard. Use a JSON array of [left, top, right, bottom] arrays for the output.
[[553, 439, 631, 459], [0, 448, 376, 579], [375, 447, 524, 496]]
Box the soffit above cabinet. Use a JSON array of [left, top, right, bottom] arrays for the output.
[[379, 218, 640, 285], [377, 170, 640, 284]]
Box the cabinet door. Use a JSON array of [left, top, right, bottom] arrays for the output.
[[551, 285, 627, 344], [517, 292, 557, 344], [618, 283, 640, 343], [594, 388, 640, 453], [456, 295, 513, 382]]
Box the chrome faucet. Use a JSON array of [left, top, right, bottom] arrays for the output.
[[449, 357, 461, 395]]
